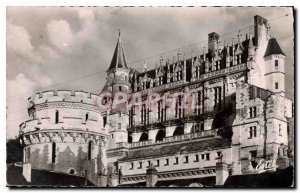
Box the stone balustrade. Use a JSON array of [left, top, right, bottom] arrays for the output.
[[115, 129, 219, 149]]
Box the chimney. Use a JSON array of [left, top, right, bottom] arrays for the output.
[[254, 15, 269, 46], [146, 166, 157, 187], [208, 32, 220, 54], [215, 161, 229, 186]]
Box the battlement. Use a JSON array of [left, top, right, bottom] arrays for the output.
[[28, 90, 100, 106]]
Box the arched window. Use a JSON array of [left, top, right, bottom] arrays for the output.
[[68, 168, 76, 175], [139, 132, 148, 142], [52, 142, 56, 163], [88, 141, 93, 160], [55, 110, 59, 124], [173, 126, 184, 136], [155, 130, 166, 142]]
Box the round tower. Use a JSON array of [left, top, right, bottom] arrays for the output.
[[101, 31, 130, 150], [19, 90, 108, 184]]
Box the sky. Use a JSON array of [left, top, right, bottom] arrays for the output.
[[6, 7, 294, 139]]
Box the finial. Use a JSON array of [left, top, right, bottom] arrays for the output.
[[177, 50, 181, 61], [118, 29, 121, 37], [143, 60, 147, 72], [159, 56, 163, 66], [237, 30, 242, 42]]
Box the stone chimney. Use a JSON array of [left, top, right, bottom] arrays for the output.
[[146, 165, 157, 187], [254, 15, 269, 46], [208, 32, 220, 54], [215, 161, 229, 186]]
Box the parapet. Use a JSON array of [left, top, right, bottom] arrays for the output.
[[28, 90, 100, 106]]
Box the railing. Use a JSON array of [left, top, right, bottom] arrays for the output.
[[116, 129, 219, 149]]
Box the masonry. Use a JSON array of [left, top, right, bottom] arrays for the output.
[[18, 15, 293, 187]]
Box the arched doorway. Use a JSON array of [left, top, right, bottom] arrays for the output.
[[173, 126, 184, 136], [155, 130, 166, 142], [139, 132, 148, 142]]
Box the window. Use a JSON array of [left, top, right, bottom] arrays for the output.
[[118, 123, 121, 130], [156, 160, 160, 166], [275, 82, 279, 89], [119, 86, 122, 92], [175, 95, 183, 118], [279, 124, 282, 136], [217, 151, 222, 158], [249, 106, 257, 118], [85, 113, 89, 122], [111, 134, 114, 139], [52, 142, 56, 163], [184, 156, 189, 163], [165, 158, 169, 166], [130, 163, 134, 170], [138, 162, 142, 169], [194, 154, 199, 162], [250, 150, 257, 160], [206, 153, 210, 161], [214, 87, 222, 109], [103, 117, 107, 127], [141, 104, 148, 125], [174, 157, 179, 165], [147, 161, 151, 168], [275, 60, 279, 69], [88, 141, 93, 160], [55, 110, 59, 124], [249, 126, 257, 139], [201, 153, 210, 161], [158, 76, 163, 86]]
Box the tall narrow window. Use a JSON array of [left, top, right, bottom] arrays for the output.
[[52, 142, 56, 164], [118, 123, 121, 130], [103, 117, 107, 127], [88, 141, 92, 160], [249, 126, 257, 139], [275, 60, 279, 69], [214, 87, 222, 109], [194, 154, 199, 162], [85, 113, 89, 122], [55, 110, 59, 124], [249, 107, 257, 118], [279, 124, 282, 136], [275, 82, 279, 89]]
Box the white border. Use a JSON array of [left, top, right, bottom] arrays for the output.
[[1, 1, 298, 193]]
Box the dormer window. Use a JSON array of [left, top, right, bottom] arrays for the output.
[[176, 71, 182, 81]]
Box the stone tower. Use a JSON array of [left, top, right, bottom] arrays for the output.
[[263, 38, 286, 96], [102, 31, 130, 150], [19, 91, 108, 185]]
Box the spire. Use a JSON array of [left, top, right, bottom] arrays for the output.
[[107, 30, 128, 71], [264, 38, 285, 57], [143, 60, 147, 72]]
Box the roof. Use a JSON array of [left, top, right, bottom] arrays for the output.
[[7, 164, 94, 187], [264, 38, 285, 57], [107, 32, 128, 71], [224, 166, 294, 188], [119, 137, 231, 161]]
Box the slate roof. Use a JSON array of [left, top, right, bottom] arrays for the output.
[[264, 38, 285, 57], [119, 137, 231, 161], [107, 32, 128, 71], [7, 164, 94, 187]]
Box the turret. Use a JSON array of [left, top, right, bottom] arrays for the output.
[[103, 31, 130, 150], [263, 38, 286, 96]]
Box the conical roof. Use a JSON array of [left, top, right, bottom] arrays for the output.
[[264, 38, 285, 57], [107, 31, 128, 71]]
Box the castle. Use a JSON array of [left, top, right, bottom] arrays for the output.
[[18, 15, 293, 187]]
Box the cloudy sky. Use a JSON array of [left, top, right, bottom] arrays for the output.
[[6, 7, 294, 139]]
